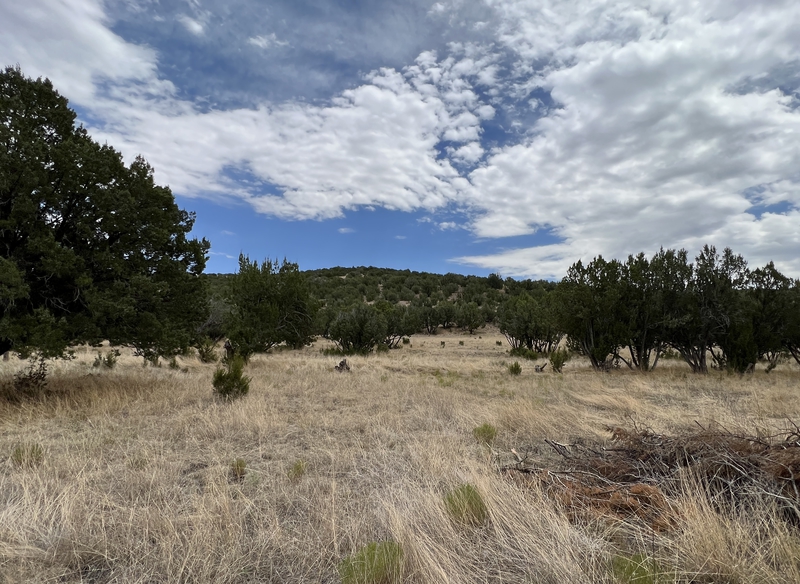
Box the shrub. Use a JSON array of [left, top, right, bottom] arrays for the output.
[[473, 423, 497, 445], [459, 340, 464, 346], [444, 483, 488, 527], [338, 541, 403, 584], [168, 357, 180, 370], [230, 458, 247, 482], [496, 340, 502, 346], [212, 356, 250, 400], [508, 361, 522, 375], [11, 443, 44, 468], [509, 347, 539, 360], [12, 355, 48, 396], [92, 349, 120, 369], [196, 338, 219, 363], [401, 337, 410, 345], [549, 348, 571, 373]]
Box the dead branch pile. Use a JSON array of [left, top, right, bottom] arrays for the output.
[[503, 421, 800, 531]]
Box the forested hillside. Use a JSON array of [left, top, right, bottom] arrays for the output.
[[202, 249, 800, 375]]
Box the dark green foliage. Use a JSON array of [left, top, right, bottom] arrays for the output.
[[420, 303, 440, 334], [195, 338, 219, 363], [509, 347, 539, 360], [438, 301, 457, 329], [225, 255, 317, 359], [785, 282, 800, 365], [549, 348, 570, 373], [615, 250, 684, 371], [498, 292, 562, 353], [92, 349, 119, 369], [456, 301, 484, 334], [508, 361, 522, 375], [487, 272, 504, 290], [554, 256, 628, 371], [444, 484, 488, 527], [338, 541, 403, 584], [212, 356, 250, 400], [328, 304, 387, 354], [374, 301, 420, 348], [0, 66, 209, 361], [659, 246, 754, 373], [7, 355, 48, 399], [749, 262, 793, 370]]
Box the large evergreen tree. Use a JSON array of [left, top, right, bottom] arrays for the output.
[[0, 66, 209, 358], [225, 255, 317, 358]]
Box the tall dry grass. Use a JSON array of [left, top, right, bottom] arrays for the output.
[[1, 332, 799, 582]]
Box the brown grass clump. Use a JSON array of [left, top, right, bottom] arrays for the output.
[[1, 332, 799, 582]]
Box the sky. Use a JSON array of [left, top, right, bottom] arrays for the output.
[[2, 0, 799, 278]]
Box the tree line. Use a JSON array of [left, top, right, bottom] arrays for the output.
[[207, 246, 800, 375], [3, 66, 799, 378]]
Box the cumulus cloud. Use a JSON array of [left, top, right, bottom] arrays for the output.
[[0, 0, 167, 104], [456, 0, 800, 277], [3, 0, 800, 278]]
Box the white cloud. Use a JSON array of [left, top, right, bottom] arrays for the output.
[[3, 0, 800, 279], [338, 227, 355, 234], [455, 0, 800, 277], [450, 141, 483, 164], [0, 0, 167, 104], [178, 15, 205, 36], [438, 221, 460, 230], [248, 34, 288, 49], [220, 230, 236, 236], [395, 235, 407, 239]]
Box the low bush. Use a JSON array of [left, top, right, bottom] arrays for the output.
[[549, 348, 571, 373], [92, 349, 120, 369], [11, 355, 48, 396], [509, 347, 539, 360], [196, 338, 219, 363], [212, 356, 250, 400], [508, 361, 522, 375]]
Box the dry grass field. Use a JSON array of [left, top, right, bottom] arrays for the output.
[[2, 328, 800, 583]]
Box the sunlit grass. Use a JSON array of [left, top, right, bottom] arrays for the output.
[[1, 330, 799, 582]]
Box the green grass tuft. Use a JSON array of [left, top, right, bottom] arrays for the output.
[[338, 541, 403, 584]]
